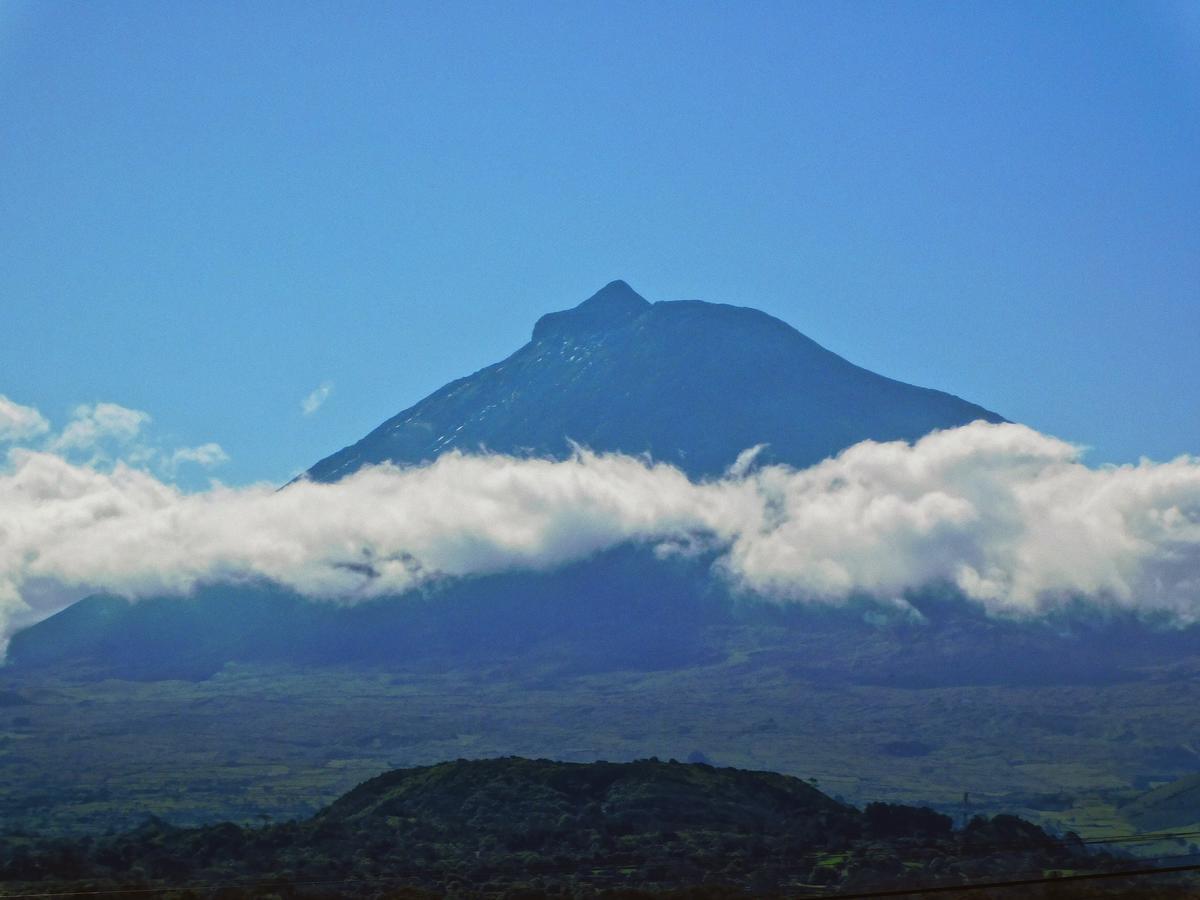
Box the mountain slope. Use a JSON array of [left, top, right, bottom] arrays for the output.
[[1122, 773, 1200, 831], [306, 280, 1003, 481], [6, 546, 732, 679], [15, 554, 1192, 685]]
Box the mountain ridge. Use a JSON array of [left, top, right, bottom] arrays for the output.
[[305, 280, 1004, 482]]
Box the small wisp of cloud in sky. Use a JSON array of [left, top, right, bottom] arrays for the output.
[[168, 442, 230, 472], [302, 382, 333, 416]]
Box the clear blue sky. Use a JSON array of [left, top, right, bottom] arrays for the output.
[[2, 0, 1197, 484]]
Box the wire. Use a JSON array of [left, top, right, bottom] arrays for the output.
[[5, 855, 1200, 900], [825, 860, 1200, 898], [4, 825, 1200, 898]]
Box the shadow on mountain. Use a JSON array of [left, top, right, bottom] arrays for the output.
[[9, 544, 1197, 687]]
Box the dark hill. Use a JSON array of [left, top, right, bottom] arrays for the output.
[[306, 280, 1003, 482], [321, 756, 849, 835], [0, 757, 1114, 897]]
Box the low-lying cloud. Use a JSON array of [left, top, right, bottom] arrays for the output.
[[1, 416, 1199, 648]]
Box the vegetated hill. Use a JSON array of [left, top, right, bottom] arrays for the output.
[[305, 280, 1003, 482], [321, 756, 849, 834], [0, 757, 1131, 898], [1122, 773, 1200, 832]]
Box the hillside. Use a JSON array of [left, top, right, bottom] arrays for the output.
[[321, 756, 850, 836], [1122, 774, 1200, 832], [305, 280, 1003, 482], [0, 756, 1128, 897]]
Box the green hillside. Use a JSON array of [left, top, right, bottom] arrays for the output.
[[1122, 774, 1200, 832], [0, 757, 1140, 898]]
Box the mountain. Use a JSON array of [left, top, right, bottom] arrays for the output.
[[1, 757, 1110, 896], [306, 280, 1003, 482], [10, 282, 1186, 686]]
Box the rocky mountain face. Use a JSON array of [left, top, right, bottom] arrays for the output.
[[306, 280, 1003, 482]]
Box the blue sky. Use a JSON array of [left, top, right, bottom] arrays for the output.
[[2, 0, 1197, 485]]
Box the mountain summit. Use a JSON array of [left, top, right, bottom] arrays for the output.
[[531, 278, 650, 340], [306, 281, 1003, 481]]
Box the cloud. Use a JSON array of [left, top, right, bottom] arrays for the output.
[[301, 383, 332, 416], [51, 402, 150, 453], [168, 443, 230, 470], [14, 398, 222, 482], [0, 395, 50, 443], [1, 421, 1199, 648], [718, 425, 1200, 619]]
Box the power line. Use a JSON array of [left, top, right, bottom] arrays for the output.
[[4, 855, 1200, 900], [826, 860, 1200, 898], [14, 818, 1195, 868], [4, 822, 1200, 898]]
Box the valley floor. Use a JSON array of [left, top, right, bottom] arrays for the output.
[[3, 647, 1200, 843]]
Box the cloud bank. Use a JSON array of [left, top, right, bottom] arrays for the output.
[[1, 412, 1199, 646]]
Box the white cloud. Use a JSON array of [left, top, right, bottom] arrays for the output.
[[11, 397, 225, 484], [301, 383, 332, 416], [1, 421, 1199, 648], [718, 425, 1200, 619], [169, 443, 230, 470], [0, 395, 49, 443], [52, 402, 150, 453]]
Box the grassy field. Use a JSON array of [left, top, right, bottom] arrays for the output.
[[3, 647, 1200, 840]]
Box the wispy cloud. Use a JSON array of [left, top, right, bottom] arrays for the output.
[[0, 395, 227, 485], [1, 420, 1199, 647], [0, 395, 50, 443], [168, 442, 230, 471], [301, 382, 333, 416], [51, 402, 150, 454]]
